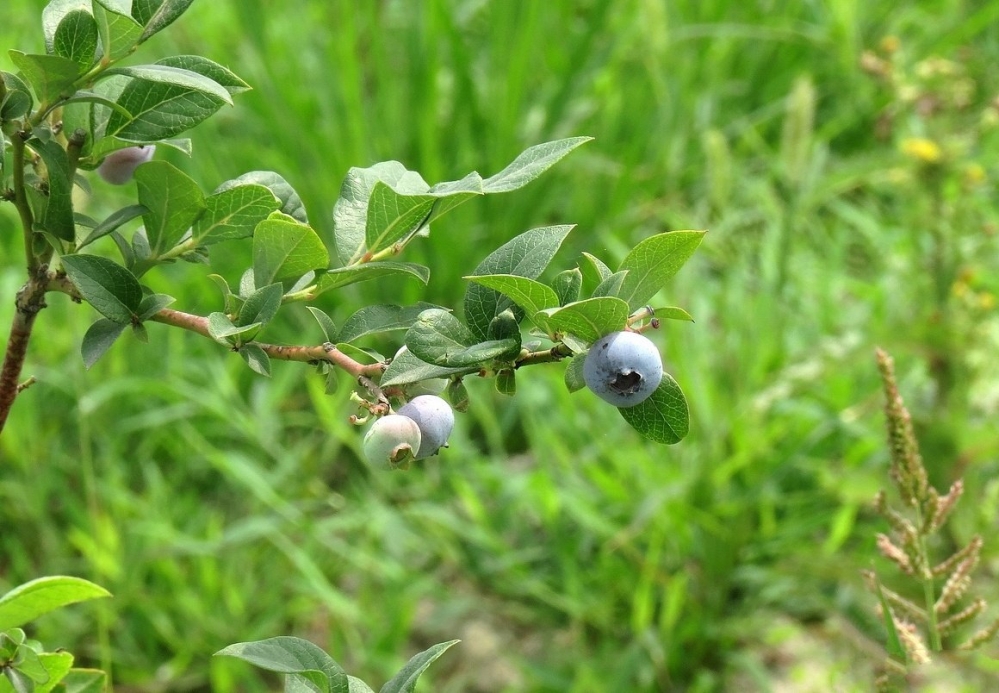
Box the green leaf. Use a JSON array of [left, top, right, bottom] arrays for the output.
[[33, 651, 74, 693], [7, 51, 80, 104], [220, 171, 307, 223], [238, 344, 271, 377], [15, 646, 49, 684], [334, 140, 587, 265], [482, 137, 592, 193], [445, 339, 520, 367], [81, 318, 126, 368], [62, 89, 131, 127], [535, 297, 630, 343], [580, 251, 612, 288], [495, 369, 516, 396], [379, 640, 459, 693], [464, 274, 560, 319], [207, 312, 259, 344], [102, 78, 226, 142], [617, 375, 689, 444], [131, 0, 196, 43], [306, 307, 337, 342], [0, 577, 110, 631], [61, 254, 142, 323], [463, 225, 574, 340], [551, 268, 582, 306], [591, 270, 628, 298], [446, 378, 470, 412], [43, 0, 92, 53], [92, 1, 143, 61], [654, 306, 694, 322], [55, 669, 106, 693], [28, 139, 75, 241], [131, 321, 148, 343], [564, 354, 587, 392], [253, 216, 329, 288], [405, 309, 475, 364], [134, 161, 205, 256], [155, 55, 250, 95], [1, 72, 33, 120], [215, 636, 348, 693], [193, 183, 280, 245], [486, 308, 520, 342], [316, 263, 429, 295], [336, 303, 439, 344], [347, 676, 375, 693], [137, 293, 174, 320], [103, 64, 232, 105], [333, 161, 429, 265], [406, 309, 518, 367], [364, 182, 435, 257], [77, 204, 146, 248], [3, 667, 33, 693], [380, 347, 475, 388], [237, 283, 283, 327], [615, 230, 705, 310], [53, 10, 99, 71]]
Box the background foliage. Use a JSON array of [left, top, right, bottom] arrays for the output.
[[2, 0, 999, 690]]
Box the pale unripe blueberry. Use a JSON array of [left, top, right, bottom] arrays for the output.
[[363, 414, 422, 470], [583, 331, 663, 408], [396, 395, 454, 459], [97, 145, 155, 184]]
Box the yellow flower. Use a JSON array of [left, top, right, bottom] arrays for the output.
[[964, 163, 986, 185], [900, 137, 942, 164]]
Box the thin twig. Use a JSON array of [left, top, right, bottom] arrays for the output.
[[148, 308, 385, 378]]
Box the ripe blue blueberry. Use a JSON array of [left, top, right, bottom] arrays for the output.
[[396, 395, 454, 459], [363, 414, 422, 470], [97, 145, 155, 184], [583, 331, 663, 408]]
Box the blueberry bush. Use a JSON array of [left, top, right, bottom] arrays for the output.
[[0, 1, 700, 689]]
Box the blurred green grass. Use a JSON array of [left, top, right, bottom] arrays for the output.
[[3, 0, 999, 691]]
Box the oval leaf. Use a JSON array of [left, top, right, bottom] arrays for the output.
[[215, 636, 347, 693], [53, 9, 99, 71], [134, 160, 206, 256], [61, 254, 142, 323], [317, 263, 429, 295], [380, 347, 475, 388], [535, 297, 630, 343], [336, 303, 440, 344], [103, 64, 232, 105], [81, 317, 127, 368], [482, 137, 592, 193], [617, 374, 689, 444], [253, 217, 330, 288], [616, 230, 705, 310], [192, 184, 280, 245], [463, 225, 574, 340], [464, 274, 560, 319], [0, 577, 110, 631], [405, 309, 475, 365], [380, 640, 460, 693]]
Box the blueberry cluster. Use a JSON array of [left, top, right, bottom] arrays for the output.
[[362, 395, 455, 469]]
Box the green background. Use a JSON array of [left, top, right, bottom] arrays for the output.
[[2, 0, 999, 690]]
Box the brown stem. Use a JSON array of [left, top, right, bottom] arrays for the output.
[[148, 308, 385, 378], [515, 343, 573, 368], [0, 276, 48, 435]]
